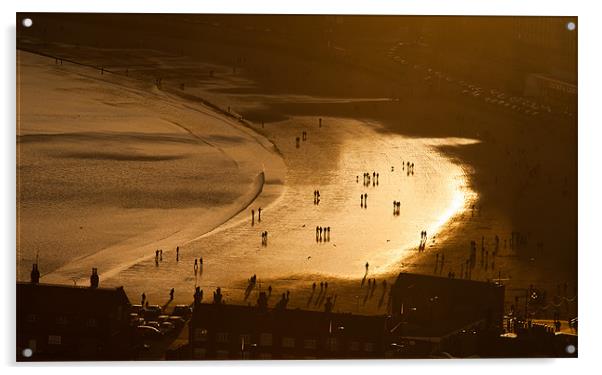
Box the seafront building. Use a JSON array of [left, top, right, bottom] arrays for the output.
[[17, 266, 133, 361], [16, 267, 575, 360]]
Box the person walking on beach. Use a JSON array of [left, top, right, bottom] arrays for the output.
[[252, 209, 255, 225], [258, 208, 262, 222], [200, 257, 203, 266], [194, 259, 198, 270], [170, 288, 174, 300], [176, 246, 179, 261], [141, 293, 146, 305], [365, 262, 369, 273]]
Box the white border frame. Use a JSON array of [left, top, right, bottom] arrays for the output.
[[3, 1, 600, 374]]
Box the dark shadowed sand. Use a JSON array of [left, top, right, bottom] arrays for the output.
[[17, 18, 576, 317]]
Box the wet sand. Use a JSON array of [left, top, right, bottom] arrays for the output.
[[17, 49, 475, 314], [17, 51, 285, 283], [17, 28, 576, 317]]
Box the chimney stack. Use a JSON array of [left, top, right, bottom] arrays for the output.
[[193, 286, 203, 309], [90, 268, 99, 288], [30, 263, 40, 284]]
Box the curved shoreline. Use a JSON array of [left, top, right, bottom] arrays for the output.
[[18, 50, 287, 285], [20, 48, 480, 316]]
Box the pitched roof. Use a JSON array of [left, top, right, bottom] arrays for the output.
[[192, 303, 385, 338], [17, 282, 131, 316]]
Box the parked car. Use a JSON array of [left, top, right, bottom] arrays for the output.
[[145, 321, 161, 331], [171, 305, 192, 319], [167, 316, 186, 330], [143, 305, 162, 321], [130, 304, 143, 314], [135, 325, 163, 340], [160, 321, 175, 335]]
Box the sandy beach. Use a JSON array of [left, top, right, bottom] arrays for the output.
[[17, 51, 285, 284], [17, 19, 577, 319]]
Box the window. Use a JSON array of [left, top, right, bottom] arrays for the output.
[[259, 333, 272, 347], [364, 342, 375, 352], [48, 335, 61, 345], [303, 338, 317, 350], [56, 316, 68, 325], [326, 337, 338, 351], [26, 314, 36, 323], [86, 318, 97, 328], [216, 350, 229, 359], [282, 337, 295, 348], [193, 347, 206, 359], [216, 332, 229, 343], [349, 341, 360, 351], [193, 328, 208, 342]]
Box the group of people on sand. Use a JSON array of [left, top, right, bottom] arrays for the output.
[[402, 161, 415, 176], [295, 130, 309, 148], [261, 231, 269, 246], [251, 208, 262, 226], [312, 281, 330, 291], [393, 200, 401, 216], [155, 249, 164, 265], [315, 226, 331, 242], [360, 193, 369, 208], [139, 287, 176, 306], [456, 234, 505, 280], [359, 172, 380, 187], [365, 277, 380, 289], [313, 190, 321, 205], [418, 230, 428, 251], [194, 257, 204, 270]]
